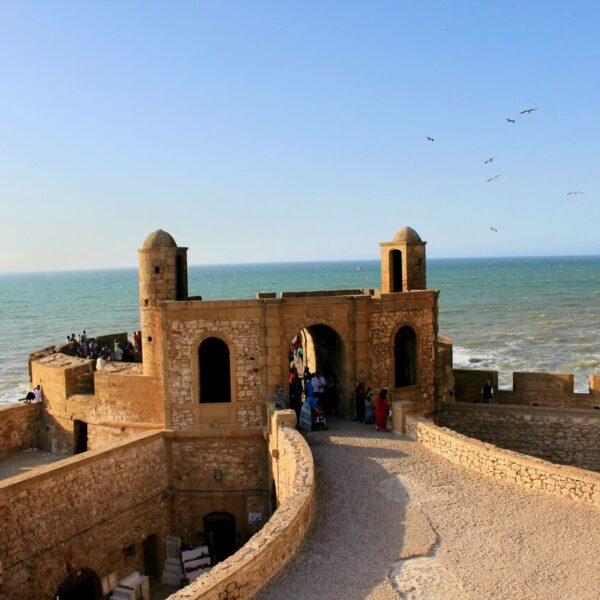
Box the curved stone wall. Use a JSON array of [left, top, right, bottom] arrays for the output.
[[406, 414, 600, 509], [168, 421, 315, 600]]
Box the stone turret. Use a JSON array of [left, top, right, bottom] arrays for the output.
[[379, 226, 426, 293], [138, 230, 188, 377]]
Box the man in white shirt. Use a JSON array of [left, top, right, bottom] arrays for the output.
[[96, 355, 106, 370]]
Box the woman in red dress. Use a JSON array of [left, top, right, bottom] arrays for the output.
[[374, 388, 389, 431]]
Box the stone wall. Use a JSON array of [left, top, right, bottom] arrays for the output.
[[369, 291, 438, 412], [164, 301, 263, 430], [93, 364, 164, 426], [166, 430, 270, 547], [0, 403, 40, 459], [453, 368, 600, 409], [406, 414, 600, 509], [0, 432, 170, 600], [439, 402, 600, 471], [168, 411, 315, 600]]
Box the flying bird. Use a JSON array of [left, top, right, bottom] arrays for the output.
[[441, 27, 449, 32], [506, 118, 516, 123], [566, 191, 584, 196], [484, 157, 494, 164], [490, 226, 498, 232], [426, 136, 434, 142], [486, 175, 502, 183], [520, 108, 537, 114]]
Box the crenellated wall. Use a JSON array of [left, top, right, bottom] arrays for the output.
[[0, 403, 41, 459], [453, 368, 600, 409], [438, 402, 600, 472], [406, 414, 600, 508]]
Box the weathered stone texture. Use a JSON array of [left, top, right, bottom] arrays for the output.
[[438, 402, 600, 471], [407, 414, 600, 508], [0, 432, 170, 600], [168, 413, 314, 600], [166, 314, 262, 429], [0, 403, 40, 459], [368, 293, 437, 412]]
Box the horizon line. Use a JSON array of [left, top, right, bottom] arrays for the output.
[[1, 252, 600, 276]]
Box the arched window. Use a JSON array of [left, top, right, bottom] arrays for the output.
[[390, 249, 403, 292], [394, 326, 417, 387], [199, 337, 231, 403]]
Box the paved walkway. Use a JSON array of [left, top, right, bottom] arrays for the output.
[[256, 420, 600, 600], [0, 448, 64, 481]]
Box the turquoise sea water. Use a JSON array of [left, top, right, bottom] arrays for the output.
[[1, 256, 599, 405]]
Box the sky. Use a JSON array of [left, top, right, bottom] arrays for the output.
[[1, 1, 599, 272]]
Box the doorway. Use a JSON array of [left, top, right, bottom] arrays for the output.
[[74, 420, 88, 454], [143, 534, 160, 582], [55, 569, 102, 600], [204, 512, 237, 564], [289, 324, 347, 416]]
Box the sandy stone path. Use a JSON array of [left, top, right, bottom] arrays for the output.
[[255, 420, 600, 600]]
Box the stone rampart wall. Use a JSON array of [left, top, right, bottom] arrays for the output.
[[438, 402, 600, 471], [167, 430, 270, 546], [454, 368, 600, 409], [0, 403, 40, 459], [369, 292, 438, 412], [406, 414, 600, 508], [168, 412, 315, 600], [0, 432, 169, 599]]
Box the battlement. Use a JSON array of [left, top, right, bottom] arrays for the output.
[[453, 368, 600, 409]]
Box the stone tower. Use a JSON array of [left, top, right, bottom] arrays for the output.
[[138, 229, 188, 377], [379, 226, 426, 293]]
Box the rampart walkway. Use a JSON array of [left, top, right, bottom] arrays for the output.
[[256, 420, 600, 600]]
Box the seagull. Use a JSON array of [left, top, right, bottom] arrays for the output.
[[506, 118, 516, 123], [486, 175, 502, 183], [520, 108, 537, 114], [490, 226, 498, 232], [441, 27, 449, 32], [566, 191, 584, 196], [484, 157, 494, 164], [426, 136, 434, 142]]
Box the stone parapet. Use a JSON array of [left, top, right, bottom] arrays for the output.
[[168, 411, 315, 600], [438, 402, 600, 471], [453, 368, 600, 409], [406, 414, 600, 508], [0, 403, 41, 459]]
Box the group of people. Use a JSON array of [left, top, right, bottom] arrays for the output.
[[286, 366, 339, 433], [355, 382, 390, 432], [65, 331, 141, 370]]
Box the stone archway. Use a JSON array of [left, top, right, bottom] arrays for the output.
[[288, 324, 348, 416], [55, 568, 102, 600]]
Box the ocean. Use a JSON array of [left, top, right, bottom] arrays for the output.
[[1, 256, 599, 405]]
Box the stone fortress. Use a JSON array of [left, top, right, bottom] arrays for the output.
[[0, 227, 599, 600]]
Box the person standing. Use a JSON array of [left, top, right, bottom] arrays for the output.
[[354, 381, 365, 422], [481, 380, 494, 404], [374, 388, 389, 432]]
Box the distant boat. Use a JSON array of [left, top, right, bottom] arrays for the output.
[[355, 266, 364, 271]]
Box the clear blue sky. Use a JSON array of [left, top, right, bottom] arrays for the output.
[[1, 1, 599, 272]]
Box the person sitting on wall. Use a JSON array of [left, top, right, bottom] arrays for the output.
[[114, 343, 124, 362], [32, 385, 42, 404], [96, 354, 106, 371], [481, 380, 494, 404]]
